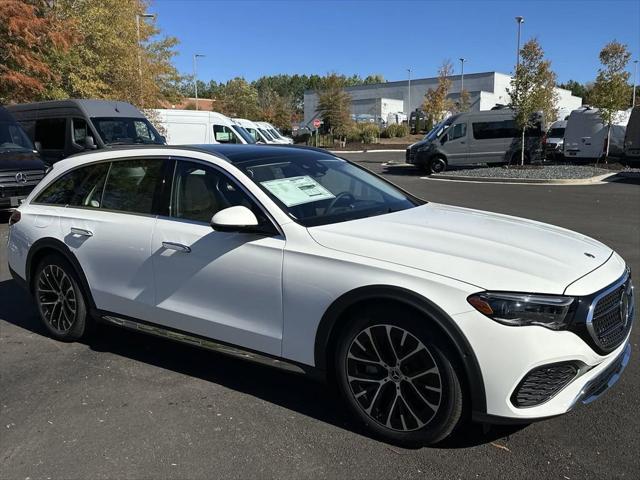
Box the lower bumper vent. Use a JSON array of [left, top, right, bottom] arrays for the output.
[[511, 363, 579, 407]]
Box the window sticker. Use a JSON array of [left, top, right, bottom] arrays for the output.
[[260, 175, 335, 207]]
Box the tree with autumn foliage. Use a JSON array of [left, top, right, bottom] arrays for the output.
[[0, 0, 77, 103], [422, 60, 455, 126], [316, 73, 353, 139]]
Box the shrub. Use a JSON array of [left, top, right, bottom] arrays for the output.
[[384, 123, 409, 138], [358, 123, 380, 143]]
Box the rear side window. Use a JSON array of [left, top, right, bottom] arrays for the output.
[[101, 158, 164, 214], [35, 118, 66, 149], [35, 163, 109, 207], [472, 120, 519, 140]]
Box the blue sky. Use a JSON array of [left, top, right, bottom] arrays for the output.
[[152, 0, 640, 84]]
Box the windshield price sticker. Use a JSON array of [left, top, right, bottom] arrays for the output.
[[261, 176, 335, 207]]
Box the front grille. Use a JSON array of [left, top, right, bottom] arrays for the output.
[[0, 169, 45, 198], [589, 277, 634, 352], [512, 363, 579, 407], [406, 149, 416, 164]]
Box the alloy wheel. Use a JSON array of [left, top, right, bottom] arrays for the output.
[[345, 324, 443, 432], [36, 265, 77, 334]]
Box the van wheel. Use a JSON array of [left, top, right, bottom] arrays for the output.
[[334, 305, 464, 446], [34, 254, 91, 342], [428, 156, 447, 175]]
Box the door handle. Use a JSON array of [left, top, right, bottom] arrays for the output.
[[162, 241, 191, 253], [70, 227, 93, 237]]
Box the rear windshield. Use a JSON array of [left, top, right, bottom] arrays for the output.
[[547, 128, 565, 138], [0, 120, 34, 153], [91, 117, 164, 145]]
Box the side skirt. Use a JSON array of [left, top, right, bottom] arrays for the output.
[[98, 312, 319, 378]]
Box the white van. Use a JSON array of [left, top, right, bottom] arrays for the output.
[[257, 121, 293, 144], [563, 107, 630, 159], [234, 118, 278, 144], [152, 109, 255, 145]]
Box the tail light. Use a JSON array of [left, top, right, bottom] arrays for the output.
[[541, 134, 547, 146], [8, 210, 21, 226]]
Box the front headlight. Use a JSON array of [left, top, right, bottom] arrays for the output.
[[467, 292, 575, 330]]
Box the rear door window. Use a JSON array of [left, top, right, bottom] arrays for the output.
[[34, 163, 109, 207], [101, 158, 164, 214]]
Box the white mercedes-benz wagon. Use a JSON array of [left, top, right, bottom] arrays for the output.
[[7, 144, 633, 445]]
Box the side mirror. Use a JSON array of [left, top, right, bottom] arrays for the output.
[[84, 136, 97, 150], [159, 135, 167, 144], [211, 206, 259, 232], [34, 141, 42, 152]]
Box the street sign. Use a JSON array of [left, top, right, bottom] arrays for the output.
[[313, 119, 321, 129]]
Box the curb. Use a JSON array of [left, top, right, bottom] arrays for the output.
[[423, 172, 620, 185]]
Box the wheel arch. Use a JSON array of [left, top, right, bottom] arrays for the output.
[[26, 238, 96, 310], [314, 285, 487, 414]]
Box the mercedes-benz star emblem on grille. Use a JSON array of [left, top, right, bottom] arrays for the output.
[[15, 172, 28, 184]]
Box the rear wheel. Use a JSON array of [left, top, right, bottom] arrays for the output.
[[34, 254, 90, 341], [334, 305, 463, 446]]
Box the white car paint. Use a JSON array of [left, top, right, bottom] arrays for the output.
[[256, 121, 293, 144], [7, 146, 632, 424], [233, 118, 277, 144]]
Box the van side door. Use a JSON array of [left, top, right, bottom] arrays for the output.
[[440, 121, 468, 165]]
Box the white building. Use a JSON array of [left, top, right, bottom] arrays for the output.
[[303, 71, 582, 125]]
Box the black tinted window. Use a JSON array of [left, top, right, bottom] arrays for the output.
[[72, 118, 88, 144], [91, 117, 163, 145], [35, 163, 109, 207], [102, 159, 164, 214], [172, 161, 261, 223], [35, 118, 66, 149], [548, 128, 565, 138]]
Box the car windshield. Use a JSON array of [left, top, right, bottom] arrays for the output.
[[259, 128, 275, 141], [547, 128, 565, 138], [0, 120, 34, 152], [236, 154, 422, 227], [424, 120, 450, 141], [91, 117, 164, 145], [269, 128, 282, 139], [232, 125, 256, 144]]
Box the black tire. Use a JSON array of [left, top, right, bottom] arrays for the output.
[[427, 156, 447, 175], [334, 304, 463, 446], [33, 254, 91, 341]]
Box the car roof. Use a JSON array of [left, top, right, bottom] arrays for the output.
[[67, 144, 333, 165], [6, 99, 144, 118]]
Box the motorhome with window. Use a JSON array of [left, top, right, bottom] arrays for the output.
[[7, 100, 165, 165], [152, 109, 255, 145], [624, 106, 639, 162], [405, 109, 544, 174], [0, 106, 46, 210], [563, 106, 630, 160]]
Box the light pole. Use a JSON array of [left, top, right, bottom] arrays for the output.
[[193, 54, 205, 110], [459, 58, 466, 93], [633, 60, 638, 108], [136, 12, 155, 107], [515, 16, 525, 71], [406, 68, 412, 118]]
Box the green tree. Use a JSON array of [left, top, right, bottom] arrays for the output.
[[316, 73, 352, 138], [422, 60, 454, 125], [508, 38, 557, 165], [214, 77, 260, 118], [590, 41, 632, 160]]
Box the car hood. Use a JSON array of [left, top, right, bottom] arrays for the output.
[[0, 152, 45, 172], [307, 203, 612, 294]]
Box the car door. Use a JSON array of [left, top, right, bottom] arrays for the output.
[[440, 121, 468, 165], [150, 158, 285, 356], [53, 156, 166, 320]]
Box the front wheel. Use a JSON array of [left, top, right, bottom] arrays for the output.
[[427, 156, 447, 175], [34, 254, 91, 341], [334, 306, 463, 446]]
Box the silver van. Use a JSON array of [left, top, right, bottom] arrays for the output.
[[405, 109, 544, 174], [7, 99, 165, 165]]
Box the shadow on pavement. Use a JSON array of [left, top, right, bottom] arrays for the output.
[[0, 211, 11, 224], [0, 277, 525, 449]]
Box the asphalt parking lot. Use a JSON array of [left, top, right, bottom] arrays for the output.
[[1, 151, 639, 479]]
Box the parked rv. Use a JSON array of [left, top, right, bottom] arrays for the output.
[[153, 109, 255, 145], [624, 106, 639, 162], [234, 118, 277, 143], [0, 106, 46, 210], [257, 121, 293, 144], [544, 120, 567, 160], [563, 106, 630, 160], [7, 99, 165, 165], [406, 109, 544, 174]]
